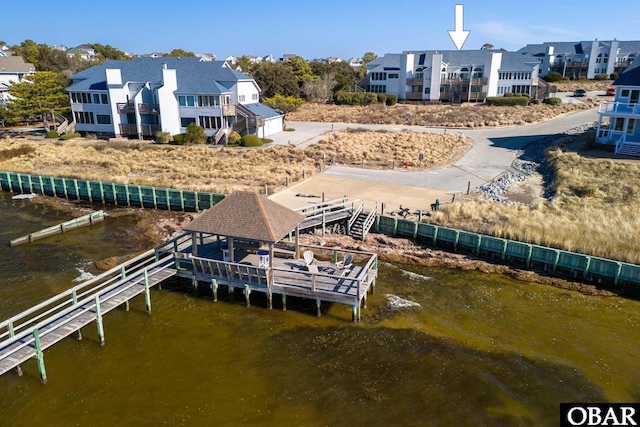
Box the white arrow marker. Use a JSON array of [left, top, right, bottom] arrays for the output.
[[448, 4, 470, 51]]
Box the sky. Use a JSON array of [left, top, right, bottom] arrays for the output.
[[3, 0, 639, 60]]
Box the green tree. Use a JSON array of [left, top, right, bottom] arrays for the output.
[[12, 39, 40, 67], [285, 55, 314, 83], [165, 49, 196, 57], [184, 122, 207, 144], [91, 43, 129, 61], [263, 94, 305, 114], [235, 56, 255, 74], [358, 51, 378, 78], [310, 61, 355, 93], [6, 71, 70, 124], [481, 43, 495, 50], [252, 62, 299, 98]]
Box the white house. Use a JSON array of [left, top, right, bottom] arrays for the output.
[[366, 50, 543, 103], [518, 40, 640, 80], [0, 56, 36, 105], [596, 64, 640, 155], [67, 57, 284, 141]]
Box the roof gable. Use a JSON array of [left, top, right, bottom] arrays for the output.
[[613, 65, 640, 86]]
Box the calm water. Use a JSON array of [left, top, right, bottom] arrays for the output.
[[0, 191, 638, 427]]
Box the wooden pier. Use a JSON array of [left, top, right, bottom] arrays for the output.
[[0, 191, 378, 383]]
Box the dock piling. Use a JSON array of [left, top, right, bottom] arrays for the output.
[[211, 279, 218, 302], [316, 299, 321, 317], [144, 271, 151, 313], [244, 285, 251, 307], [281, 294, 286, 311], [95, 296, 105, 346], [33, 328, 47, 384]]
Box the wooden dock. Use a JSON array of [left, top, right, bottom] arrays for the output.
[[0, 250, 176, 383], [10, 210, 105, 246], [0, 231, 377, 383]]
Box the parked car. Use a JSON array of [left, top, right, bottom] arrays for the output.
[[574, 89, 587, 97], [606, 87, 616, 96]]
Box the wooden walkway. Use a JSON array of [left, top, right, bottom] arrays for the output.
[[0, 251, 176, 383]]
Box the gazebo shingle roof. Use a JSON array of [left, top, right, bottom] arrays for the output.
[[183, 191, 305, 243]]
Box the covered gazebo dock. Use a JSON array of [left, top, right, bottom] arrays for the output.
[[171, 191, 378, 321]]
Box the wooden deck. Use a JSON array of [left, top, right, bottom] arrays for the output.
[[181, 249, 376, 307]]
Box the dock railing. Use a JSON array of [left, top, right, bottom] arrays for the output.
[[0, 249, 162, 342], [10, 210, 105, 246], [0, 254, 175, 375]]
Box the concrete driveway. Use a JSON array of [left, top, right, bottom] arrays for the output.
[[269, 107, 600, 211]]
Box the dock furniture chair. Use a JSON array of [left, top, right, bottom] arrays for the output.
[[335, 253, 353, 276], [303, 250, 315, 266]]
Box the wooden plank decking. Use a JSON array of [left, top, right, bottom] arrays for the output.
[[0, 256, 176, 379]]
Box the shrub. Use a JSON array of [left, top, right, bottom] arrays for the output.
[[377, 93, 387, 104], [239, 134, 263, 147], [172, 134, 185, 145], [60, 132, 81, 140], [46, 129, 59, 139], [362, 92, 378, 105], [228, 131, 241, 145], [261, 138, 273, 144], [184, 122, 207, 144], [503, 92, 515, 97], [155, 131, 170, 144], [543, 97, 562, 106], [593, 74, 603, 81], [263, 94, 304, 113], [485, 96, 529, 106], [385, 94, 398, 106], [543, 72, 563, 82], [530, 99, 542, 105], [610, 72, 619, 80]]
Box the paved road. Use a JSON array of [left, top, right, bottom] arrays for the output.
[[270, 107, 600, 194]]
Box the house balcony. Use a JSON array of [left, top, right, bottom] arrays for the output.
[[441, 78, 488, 86], [406, 78, 423, 86], [222, 105, 236, 116], [119, 124, 160, 137], [598, 101, 640, 117], [117, 103, 135, 114], [138, 103, 160, 114], [405, 92, 424, 100]]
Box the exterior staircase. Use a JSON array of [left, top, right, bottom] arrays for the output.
[[44, 113, 76, 135], [349, 202, 378, 240], [232, 104, 264, 136], [535, 78, 551, 100], [616, 142, 640, 157]]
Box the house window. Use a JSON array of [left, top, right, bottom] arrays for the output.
[[369, 85, 386, 93], [96, 114, 111, 124], [252, 93, 258, 100], [388, 73, 399, 79], [628, 119, 635, 134], [424, 87, 430, 94], [621, 90, 630, 97], [198, 95, 219, 107], [181, 117, 196, 127], [370, 72, 387, 81], [614, 118, 625, 131], [199, 116, 222, 129], [93, 94, 100, 104], [471, 85, 482, 93], [101, 94, 108, 104], [239, 95, 246, 102], [74, 111, 94, 124], [178, 95, 195, 107]]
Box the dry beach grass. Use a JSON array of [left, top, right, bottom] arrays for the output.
[[287, 102, 596, 128], [0, 130, 471, 194]]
